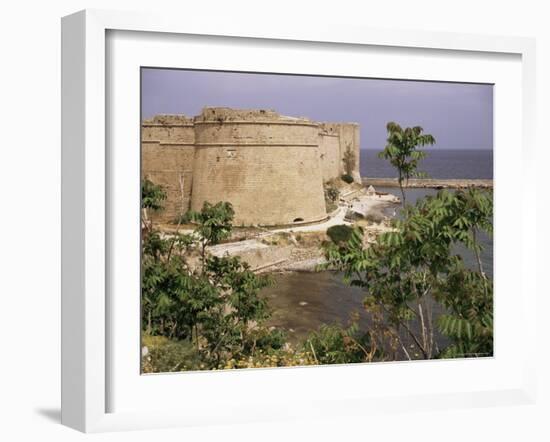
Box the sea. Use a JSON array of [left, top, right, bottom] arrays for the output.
[[361, 149, 493, 179], [261, 148, 494, 349]]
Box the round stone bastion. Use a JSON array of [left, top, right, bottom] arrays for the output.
[[191, 108, 327, 226]]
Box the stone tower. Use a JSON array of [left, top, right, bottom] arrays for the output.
[[191, 108, 327, 226], [141, 107, 361, 226]]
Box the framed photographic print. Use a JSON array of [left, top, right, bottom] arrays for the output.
[[61, 9, 537, 432]]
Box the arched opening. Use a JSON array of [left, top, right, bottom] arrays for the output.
[[293, 217, 304, 223]]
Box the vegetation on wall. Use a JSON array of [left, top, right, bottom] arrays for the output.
[[323, 183, 340, 213], [341, 174, 354, 184], [342, 141, 357, 177]]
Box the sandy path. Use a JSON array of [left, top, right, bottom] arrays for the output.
[[267, 206, 349, 234], [171, 192, 398, 238]]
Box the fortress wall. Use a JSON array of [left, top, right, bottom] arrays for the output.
[[142, 125, 194, 142], [142, 115, 195, 143], [192, 112, 326, 226], [141, 115, 196, 222], [319, 131, 341, 182], [191, 144, 327, 226], [141, 141, 196, 222], [141, 108, 361, 226]]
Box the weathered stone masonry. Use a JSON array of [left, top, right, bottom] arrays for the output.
[[142, 107, 361, 226]]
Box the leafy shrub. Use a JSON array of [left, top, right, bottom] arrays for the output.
[[341, 174, 354, 184], [141, 184, 278, 371], [141, 178, 166, 211], [327, 224, 354, 244], [141, 335, 202, 373], [244, 328, 287, 353], [305, 322, 378, 365]]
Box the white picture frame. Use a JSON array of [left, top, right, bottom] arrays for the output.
[[61, 9, 537, 433]]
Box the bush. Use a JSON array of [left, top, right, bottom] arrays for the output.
[[141, 178, 166, 211], [141, 194, 277, 371], [305, 322, 377, 365], [341, 174, 354, 184], [246, 328, 287, 352], [141, 335, 202, 373], [327, 224, 353, 244]]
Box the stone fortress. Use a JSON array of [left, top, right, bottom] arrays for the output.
[[142, 107, 361, 226]]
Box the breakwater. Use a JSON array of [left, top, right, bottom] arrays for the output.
[[363, 177, 493, 189]]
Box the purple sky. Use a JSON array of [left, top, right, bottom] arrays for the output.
[[141, 68, 493, 151]]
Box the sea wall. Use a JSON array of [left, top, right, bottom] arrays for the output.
[[362, 177, 494, 189]]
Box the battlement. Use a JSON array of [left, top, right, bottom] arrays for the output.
[[194, 107, 318, 127], [142, 114, 194, 126]]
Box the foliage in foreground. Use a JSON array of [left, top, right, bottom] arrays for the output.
[[141, 179, 382, 371], [305, 315, 382, 364], [141, 181, 284, 370], [324, 188, 493, 360], [141, 176, 493, 371]]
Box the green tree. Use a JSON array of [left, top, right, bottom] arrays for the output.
[[378, 122, 435, 206], [141, 180, 278, 370], [185, 201, 234, 267], [324, 189, 493, 360], [141, 178, 166, 231]]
